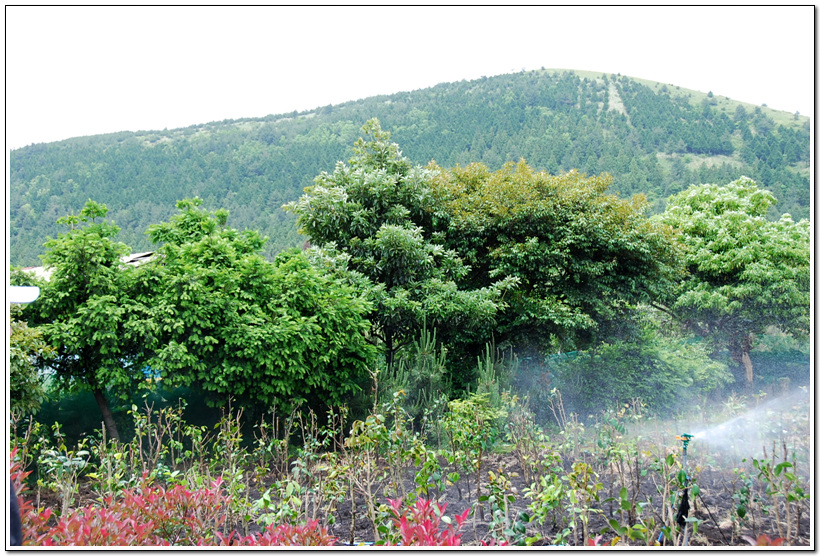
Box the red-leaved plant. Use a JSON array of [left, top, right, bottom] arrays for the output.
[[12, 448, 336, 547], [378, 497, 471, 546], [214, 520, 337, 546], [20, 472, 230, 546], [10, 447, 43, 544], [743, 534, 786, 546]]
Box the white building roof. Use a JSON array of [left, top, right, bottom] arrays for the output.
[[20, 251, 155, 282]]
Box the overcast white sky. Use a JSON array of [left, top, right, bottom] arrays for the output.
[[5, 5, 815, 150]]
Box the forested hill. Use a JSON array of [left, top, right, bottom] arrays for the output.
[[9, 69, 810, 267]]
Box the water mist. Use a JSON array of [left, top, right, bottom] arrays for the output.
[[687, 389, 810, 460]]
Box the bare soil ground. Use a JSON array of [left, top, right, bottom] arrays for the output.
[[34, 390, 812, 547], [305, 452, 810, 547]]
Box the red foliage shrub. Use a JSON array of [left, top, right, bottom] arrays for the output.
[[25, 506, 170, 546], [10, 447, 39, 543], [11, 450, 482, 547], [15, 468, 230, 546], [380, 497, 471, 546], [743, 534, 786, 546], [11, 448, 335, 547], [214, 520, 337, 546], [116, 474, 229, 544]]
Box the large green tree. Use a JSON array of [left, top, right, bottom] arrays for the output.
[[22, 201, 145, 440], [138, 198, 377, 411], [430, 161, 684, 352], [654, 177, 810, 385], [285, 119, 514, 373]]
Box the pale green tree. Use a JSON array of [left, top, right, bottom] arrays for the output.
[[430, 161, 684, 352], [655, 177, 810, 385]]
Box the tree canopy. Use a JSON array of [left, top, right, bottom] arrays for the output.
[[285, 120, 514, 374], [20, 200, 145, 440], [139, 198, 378, 411], [654, 177, 810, 385], [430, 160, 685, 352]]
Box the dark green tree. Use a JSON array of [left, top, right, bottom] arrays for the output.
[[139, 198, 378, 411], [22, 201, 144, 440]]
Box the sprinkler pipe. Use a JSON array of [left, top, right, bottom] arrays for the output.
[[677, 433, 694, 479], [676, 434, 694, 546], [657, 433, 695, 546]]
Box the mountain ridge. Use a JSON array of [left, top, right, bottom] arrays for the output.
[[9, 69, 809, 267]]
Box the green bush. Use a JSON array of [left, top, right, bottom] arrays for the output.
[[379, 323, 449, 432], [548, 328, 731, 418], [750, 331, 810, 388]]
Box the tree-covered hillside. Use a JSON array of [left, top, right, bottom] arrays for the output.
[[9, 70, 810, 267]]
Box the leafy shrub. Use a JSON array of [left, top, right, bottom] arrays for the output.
[[17, 468, 339, 546], [377, 497, 470, 546], [549, 326, 731, 417], [24, 506, 170, 546], [9, 307, 53, 414], [16, 453, 469, 548], [21, 473, 230, 546]]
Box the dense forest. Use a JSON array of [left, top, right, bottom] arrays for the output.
[[9, 69, 810, 268]]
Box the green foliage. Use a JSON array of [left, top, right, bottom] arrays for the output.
[[19, 200, 146, 441], [286, 120, 513, 374], [432, 160, 685, 352], [141, 198, 377, 411], [656, 177, 810, 384], [548, 322, 731, 417], [9, 308, 54, 414]]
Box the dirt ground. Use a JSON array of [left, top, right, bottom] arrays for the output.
[[312, 452, 810, 547], [31, 390, 812, 547], [33, 444, 810, 547]]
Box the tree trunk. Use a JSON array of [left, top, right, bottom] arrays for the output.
[[729, 333, 754, 387], [741, 351, 754, 385], [740, 333, 754, 386], [92, 387, 120, 442], [385, 332, 395, 373]]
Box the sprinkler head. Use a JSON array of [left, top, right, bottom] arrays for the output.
[[676, 433, 694, 448]]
